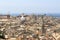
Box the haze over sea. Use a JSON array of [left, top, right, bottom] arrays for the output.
[[0, 0, 60, 17]]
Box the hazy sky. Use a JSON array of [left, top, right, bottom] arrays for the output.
[[0, 0, 60, 14]]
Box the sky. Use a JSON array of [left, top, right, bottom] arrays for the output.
[[0, 0, 60, 14]]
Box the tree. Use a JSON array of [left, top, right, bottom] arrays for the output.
[[0, 30, 5, 39]]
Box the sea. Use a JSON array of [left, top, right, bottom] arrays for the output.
[[10, 13, 60, 17], [1, 13, 60, 18]]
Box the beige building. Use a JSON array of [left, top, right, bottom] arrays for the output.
[[0, 14, 60, 40]]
